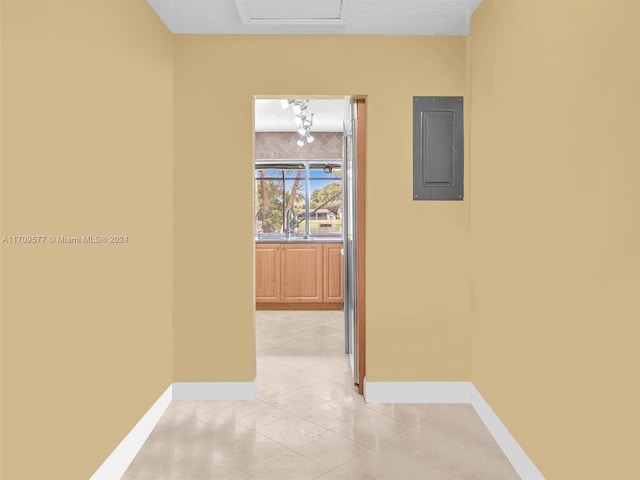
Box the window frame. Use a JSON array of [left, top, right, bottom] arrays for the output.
[[255, 160, 343, 239]]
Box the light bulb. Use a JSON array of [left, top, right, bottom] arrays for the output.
[[306, 133, 314, 143], [298, 127, 307, 136], [296, 135, 305, 147], [292, 104, 302, 115], [280, 99, 290, 109]]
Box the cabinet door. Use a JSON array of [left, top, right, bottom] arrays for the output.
[[281, 244, 323, 303], [256, 244, 281, 303], [323, 243, 344, 303]]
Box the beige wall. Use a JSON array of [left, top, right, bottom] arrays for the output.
[[12, 0, 637, 477], [470, 1, 640, 478], [0, 1, 174, 478], [173, 35, 471, 382]]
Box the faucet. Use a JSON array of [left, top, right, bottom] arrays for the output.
[[284, 207, 297, 238]]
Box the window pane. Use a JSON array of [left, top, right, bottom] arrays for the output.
[[284, 170, 306, 237], [255, 169, 284, 235], [308, 168, 342, 235]]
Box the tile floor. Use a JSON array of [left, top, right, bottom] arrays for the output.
[[123, 310, 519, 479]]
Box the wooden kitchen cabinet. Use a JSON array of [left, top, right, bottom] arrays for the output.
[[281, 244, 323, 303], [323, 243, 344, 303], [256, 242, 343, 309], [255, 243, 281, 303]]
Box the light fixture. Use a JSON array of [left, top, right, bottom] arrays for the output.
[[280, 99, 315, 147], [323, 164, 332, 174]]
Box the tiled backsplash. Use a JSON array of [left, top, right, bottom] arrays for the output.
[[255, 132, 343, 160]]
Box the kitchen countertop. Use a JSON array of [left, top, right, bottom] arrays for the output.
[[255, 237, 343, 244]]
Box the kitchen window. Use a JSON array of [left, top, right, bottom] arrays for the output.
[[255, 161, 342, 239]]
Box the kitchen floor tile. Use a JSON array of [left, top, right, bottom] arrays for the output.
[[244, 450, 329, 480], [296, 399, 362, 429], [292, 430, 370, 469], [330, 408, 412, 448], [235, 404, 291, 430], [256, 414, 327, 448], [263, 388, 329, 414], [122, 310, 520, 480]]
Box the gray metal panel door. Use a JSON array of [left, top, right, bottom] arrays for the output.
[[413, 96, 464, 201]]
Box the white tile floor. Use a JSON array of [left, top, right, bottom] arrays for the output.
[[123, 310, 519, 479]]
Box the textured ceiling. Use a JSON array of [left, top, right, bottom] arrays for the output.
[[255, 99, 349, 133], [145, 0, 483, 35]]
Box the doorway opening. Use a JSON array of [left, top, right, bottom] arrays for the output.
[[253, 97, 366, 395]]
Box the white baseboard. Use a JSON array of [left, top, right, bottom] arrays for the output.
[[90, 384, 172, 480], [364, 379, 472, 403], [90, 380, 257, 479], [470, 385, 545, 480], [172, 380, 257, 400], [362, 379, 544, 480]]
